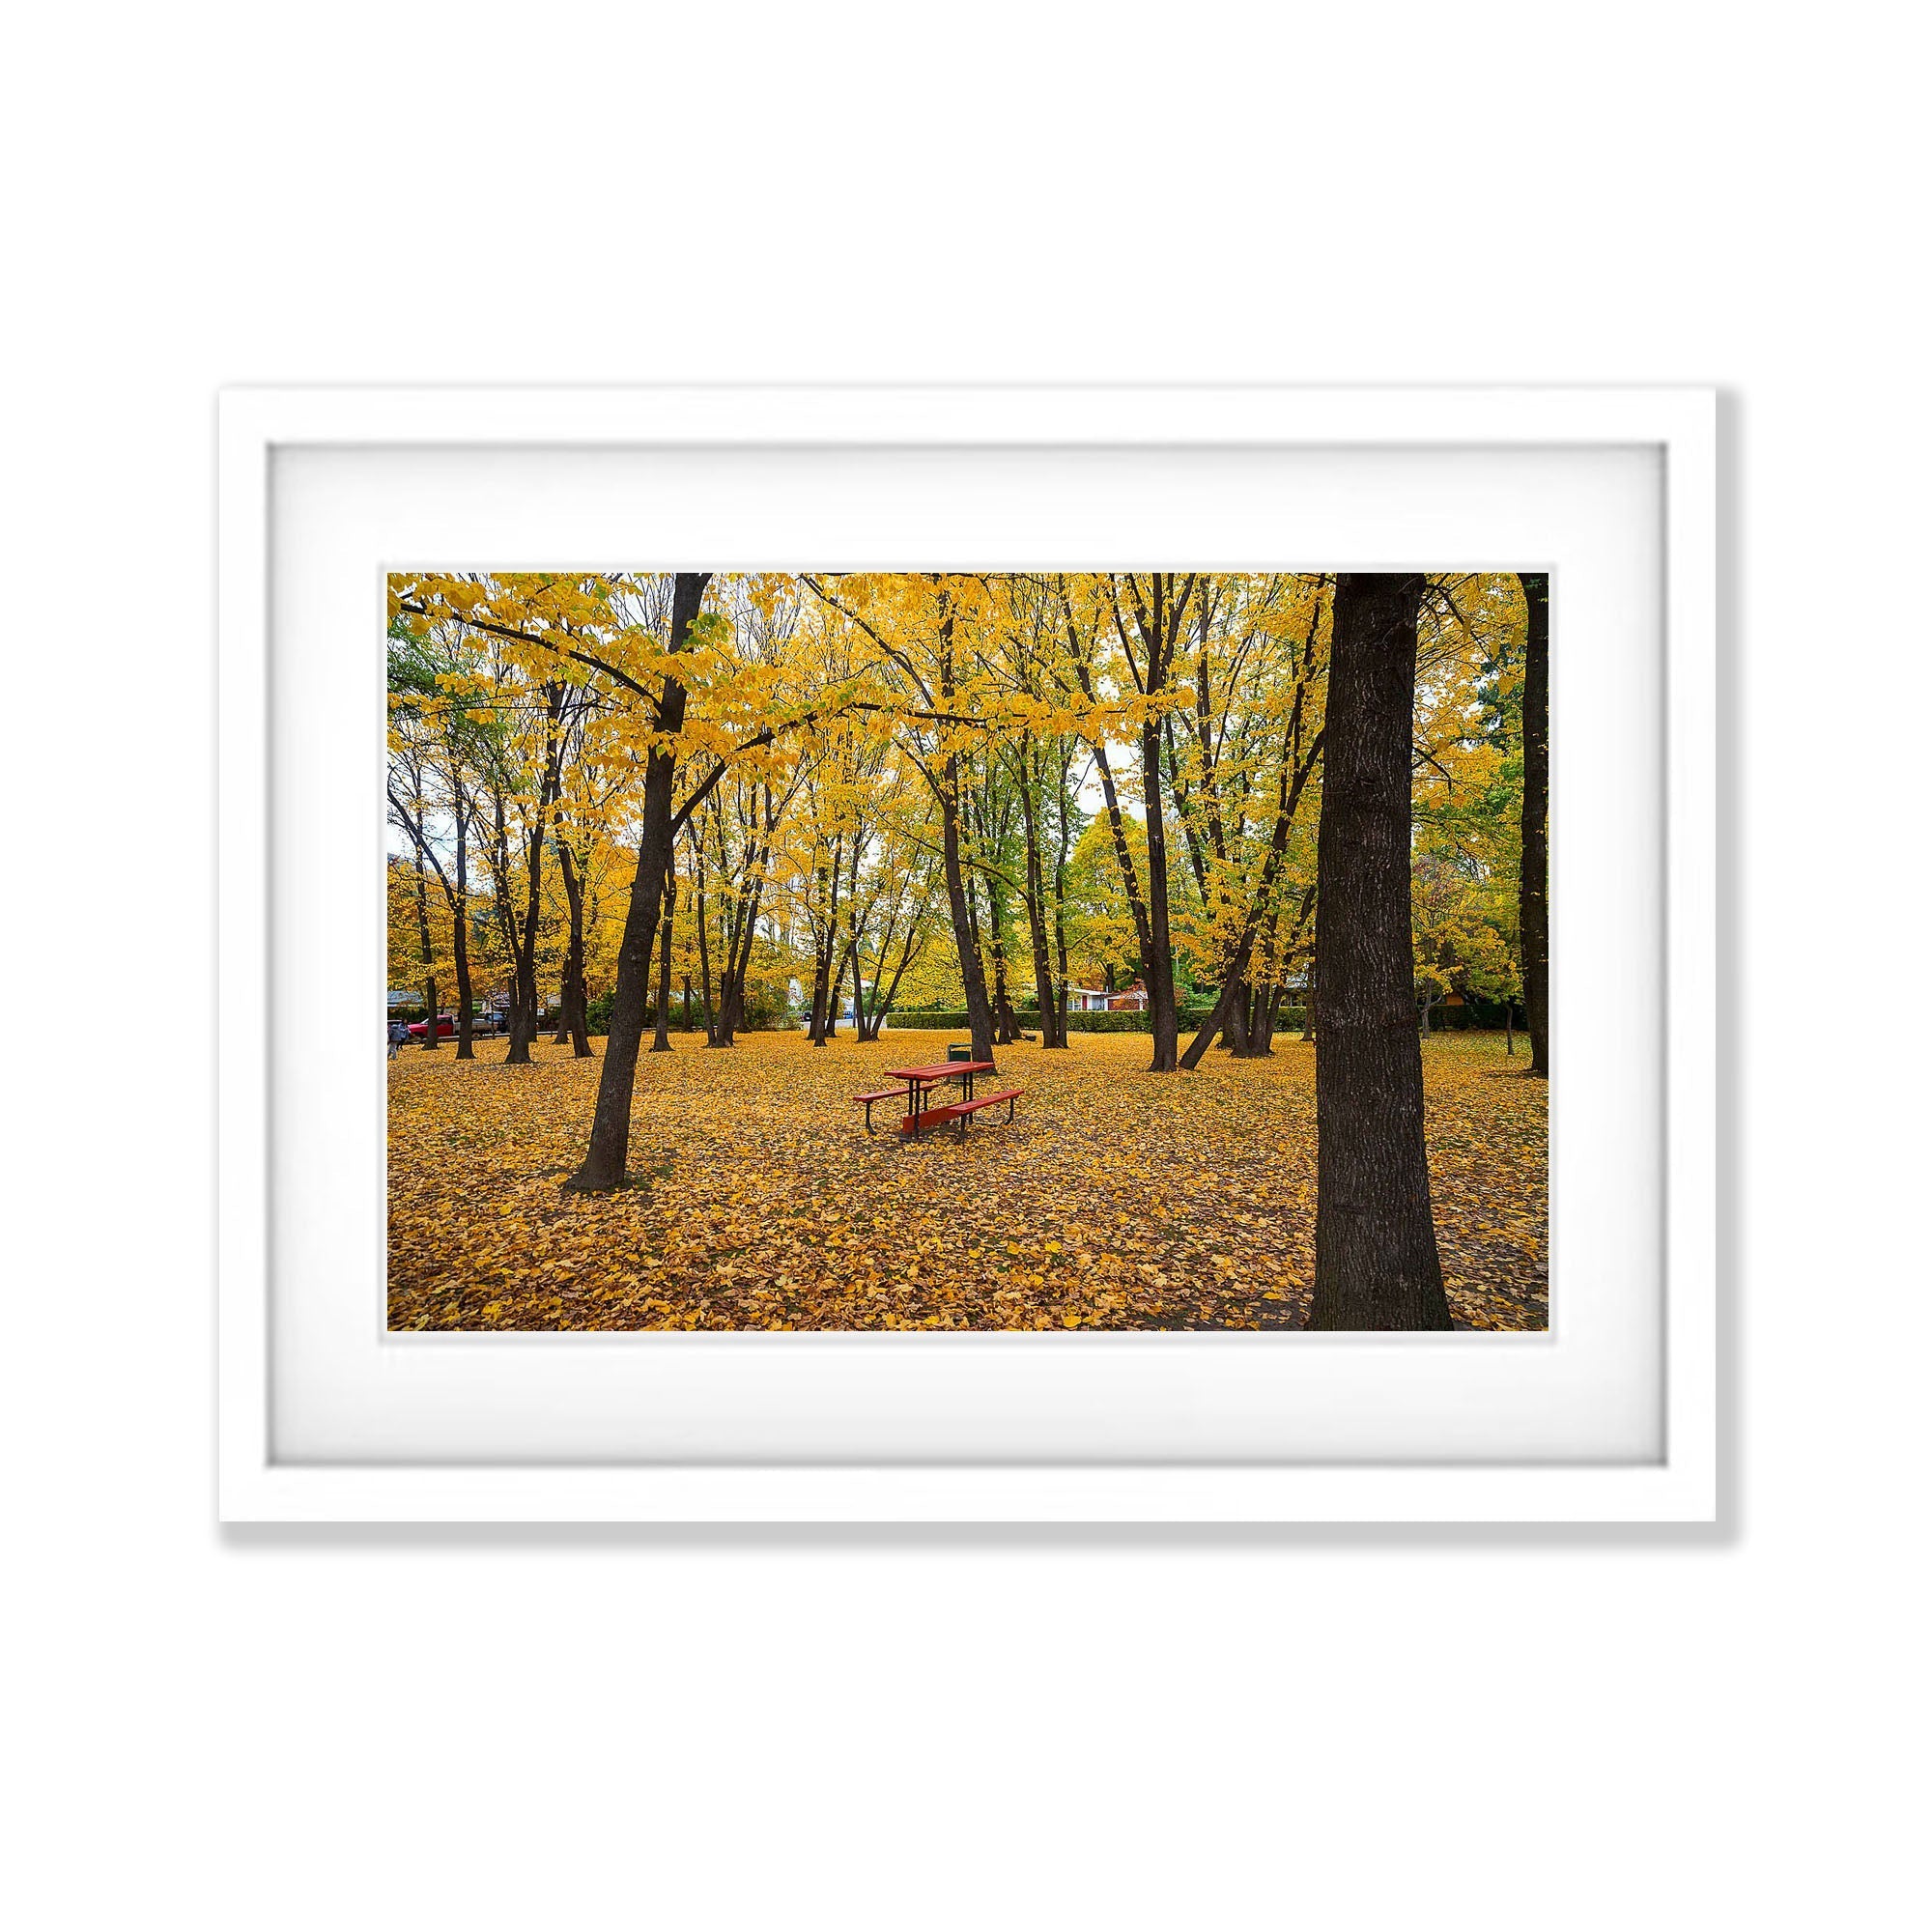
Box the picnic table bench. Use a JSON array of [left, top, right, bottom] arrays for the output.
[[851, 1058, 1025, 1140], [851, 1084, 911, 1132]]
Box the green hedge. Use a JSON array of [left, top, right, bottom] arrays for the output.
[[885, 1005, 1317, 1037], [886, 1009, 1158, 1035]]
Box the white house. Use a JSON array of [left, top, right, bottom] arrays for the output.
[[1067, 980, 1148, 1012]]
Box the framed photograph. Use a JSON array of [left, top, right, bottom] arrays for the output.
[[218, 384, 1715, 1521]]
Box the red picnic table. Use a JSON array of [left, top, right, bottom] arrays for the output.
[[851, 1059, 1023, 1140]]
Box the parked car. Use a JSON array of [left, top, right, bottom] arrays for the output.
[[407, 1009, 510, 1040]]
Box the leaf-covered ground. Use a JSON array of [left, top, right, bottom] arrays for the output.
[[388, 1029, 1547, 1331]]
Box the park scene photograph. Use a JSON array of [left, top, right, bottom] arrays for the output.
[[386, 568, 1549, 1334]]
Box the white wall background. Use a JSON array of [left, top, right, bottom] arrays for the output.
[[5, 5, 1923, 1927]]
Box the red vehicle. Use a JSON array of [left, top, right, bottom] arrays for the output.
[[405, 1010, 507, 1039]]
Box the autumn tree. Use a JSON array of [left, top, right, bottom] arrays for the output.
[[568, 572, 712, 1189], [385, 623, 488, 1055], [1519, 571, 1549, 1076], [1168, 576, 1328, 1067], [804, 575, 1004, 1063]]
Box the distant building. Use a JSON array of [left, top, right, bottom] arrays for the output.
[[1067, 980, 1148, 1012]]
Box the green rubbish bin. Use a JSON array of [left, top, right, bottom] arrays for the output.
[[947, 1043, 974, 1063]]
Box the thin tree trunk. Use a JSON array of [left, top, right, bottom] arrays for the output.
[[1307, 573, 1451, 1331], [488, 784, 522, 1047], [388, 779, 469, 1055], [691, 832, 722, 1047], [412, 846, 440, 1052], [1105, 575, 1194, 1074], [1178, 775, 1293, 1073], [870, 915, 925, 1044], [807, 928, 834, 1046], [984, 871, 1021, 1045], [1179, 720, 1322, 1071], [713, 808, 763, 1047], [650, 866, 676, 1053], [1015, 753, 1061, 1046], [1140, 714, 1180, 1072], [938, 779, 995, 1063], [508, 683, 569, 1065], [1052, 836, 1072, 1049], [555, 838, 591, 1057], [1051, 744, 1075, 1047], [452, 785, 473, 1058], [933, 599, 995, 1064], [695, 878, 719, 1044], [565, 572, 710, 1190], [1519, 571, 1550, 1078]]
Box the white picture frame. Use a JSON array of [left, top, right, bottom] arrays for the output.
[[218, 384, 1716, 1522]]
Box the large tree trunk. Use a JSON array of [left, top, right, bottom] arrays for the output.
[[565, 573, 709, 1190], [1221, 977, 1248, 1055], [1308, 574, 1451, 1331], [1519, 571, 1550, 1078], [1253, 985, 1281, 1057]]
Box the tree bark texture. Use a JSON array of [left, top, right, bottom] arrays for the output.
[[1307, 574, 1452, 1331]]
